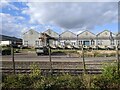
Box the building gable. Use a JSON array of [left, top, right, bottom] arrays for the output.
[[116, 33, 120, 36], [77, 30, 96, 39], [60, 31, 77, 39], [44, 29, 59, 38], [23, 29, 39, 36], [116, 33, 120, 39], [23, 29, 40, 41], [97, 30, 115, 39]]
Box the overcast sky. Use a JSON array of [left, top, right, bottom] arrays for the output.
[[0, 0, 119, 37]]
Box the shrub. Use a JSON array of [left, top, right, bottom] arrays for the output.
[[2, 74, 33, 89], [2, 64, 42, 89], [2, 49, 11, 55], [31, 73, 85, 89], [3, 63, 120, 89], [29, 64, 43, 88], [93, 63, 120, 89], [54, 74, 85, 89], [29, 64, 41, 78]]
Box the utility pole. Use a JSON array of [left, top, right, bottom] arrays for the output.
[[11, 41, 15, 74], [82, 44, 86, 74]]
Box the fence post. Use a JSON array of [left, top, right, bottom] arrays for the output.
[[82, 44, 86, 74], [116, 44, 120, 75], [11, 43, 15, 74], [49, 42, 52, 75], [116, 44, 120, 89]]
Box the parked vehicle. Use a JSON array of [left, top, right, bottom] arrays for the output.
[[36, 46, 49, 55]]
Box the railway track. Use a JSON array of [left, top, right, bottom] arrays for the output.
[[1, 68, 102, 75], [2, 60, 115, 75], [2, 61, 104, 69], [2, 55, 116, 70]]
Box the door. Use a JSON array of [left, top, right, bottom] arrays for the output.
[[83, 41, 90, 46]]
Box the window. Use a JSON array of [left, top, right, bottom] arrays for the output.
[[24, 41, 28, 46], [118, 40, 120, 45], [98, 41, 100, 45], [98, 40, 102, 45], [81, 41, 82, 45], [74, 42, 75, 45], [72, 42, 75, 45], [91, 40, 95, 45], [35, 41, 39, 45], [61, 42, 64, 45], [79, 41, 80, 45], [111, 40, 114, 45], [79, 41, 82, 45]]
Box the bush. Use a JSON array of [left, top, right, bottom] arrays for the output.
[[32, 74, 85, 90], [2, 73, 85, 89], [3, 63, 120, 89], [54, 74, 85, 89], [2, 49, 11, 55], [93, 63, 120, 89], [2, 64, 42, 89], [29, 64, 45, 89]]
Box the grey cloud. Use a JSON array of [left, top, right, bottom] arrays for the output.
[[24, 2, 118, 31]]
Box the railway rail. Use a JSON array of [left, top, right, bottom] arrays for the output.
[[1, 68, 102, 75]]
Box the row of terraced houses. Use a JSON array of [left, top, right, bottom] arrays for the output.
[[22, 29, 120, 49]]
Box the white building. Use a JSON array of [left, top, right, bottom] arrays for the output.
[[77, 30, 96, 46], [0, 35, 22, 46], [96, 30, 116, 49], [0, 41, 11, 46], [59, 31, 77, 47], [44, 29, 59, 46], [22, 29, 42, 47], [22, 29, 119, 49]]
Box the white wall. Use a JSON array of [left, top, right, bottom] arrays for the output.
[[23, 30, 40, 47], [0, 41, 11, 46]]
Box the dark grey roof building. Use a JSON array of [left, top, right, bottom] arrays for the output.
[[0, 35, 22, 45], [0, 35, 22, 42]]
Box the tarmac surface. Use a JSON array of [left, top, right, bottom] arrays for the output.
[[1, 53, 118, 74], [1, 53, 117, 62]]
